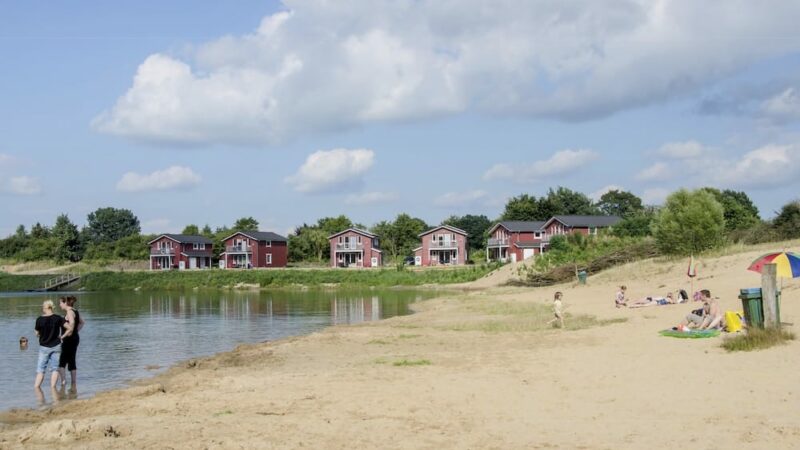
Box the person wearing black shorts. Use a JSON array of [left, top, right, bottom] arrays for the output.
[[58, 296, 84, 390]]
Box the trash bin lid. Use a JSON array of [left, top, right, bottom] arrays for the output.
[[740, 287, 762, 295]]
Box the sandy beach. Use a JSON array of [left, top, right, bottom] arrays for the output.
[[1, 246, 798, 449]]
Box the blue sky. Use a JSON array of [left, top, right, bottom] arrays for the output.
[[2, 0, 800, 238]]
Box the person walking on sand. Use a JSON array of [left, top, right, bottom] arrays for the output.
[[548, 291, 565, 328], [58, 296, 84, 390], [34, 300, 65, 390], [615, 285, 628, 308]]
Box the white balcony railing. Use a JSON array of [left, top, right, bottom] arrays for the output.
[[336, 243, 364, 251], [430, 240, 458, 249], [487, 238, 509, 247], [151, 248, 175, 256], [226, 245, 253, 253]]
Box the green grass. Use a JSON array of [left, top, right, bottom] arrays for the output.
[[0, 273, 50, 291], [70, 265, 497, 291], [721, 327, 796, 352], [446, 301, 627, 333], [392, 359, 431, 367], [397, 334, 421, 339], [367, 339, 391, 345]]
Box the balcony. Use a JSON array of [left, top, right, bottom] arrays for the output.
[[226, 245, 253, 253], [429, 240, 458, 249], [487, 238, 509, 247], [336, 243, 364, 251], [151, 248, 175, 256]]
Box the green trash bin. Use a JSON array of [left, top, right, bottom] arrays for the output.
[[577, 270, 587, 285], [739, 288, 764, 329]]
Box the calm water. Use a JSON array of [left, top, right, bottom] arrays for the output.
[[0, 288, 434, 412]]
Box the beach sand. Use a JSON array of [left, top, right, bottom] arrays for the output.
[[1, 246, 798, 449]]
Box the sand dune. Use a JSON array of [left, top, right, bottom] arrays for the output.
[[1, 243, 798, 449]]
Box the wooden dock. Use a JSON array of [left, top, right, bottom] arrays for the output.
[[35, 273, 81, 292]]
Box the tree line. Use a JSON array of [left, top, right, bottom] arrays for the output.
[[1, 186, 799, 264]]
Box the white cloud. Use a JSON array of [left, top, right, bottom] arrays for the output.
[[635, 162, 671, 182], [761, 87, 800, 123], [0, 154, 14, 166], [116, 166, 202, 192], [286, 148, 374, 193], [654, 140, 708, 160], [715, 144, 800, 188], [345, 191, 398, 205], [590, 184, 624, 202], [6, 176, 42, 195], [93, 1, 800, 145], [433, 190, 488, 208], [484, 149, 599, 183], [642, 188, 670, 205]]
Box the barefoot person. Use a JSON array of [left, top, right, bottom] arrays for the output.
[[58, 296, 84, 390], [34, 300, 65, 390], [629, 292, 676, 308], [548, 292, 565, 329], [615, 286, 628, 308]]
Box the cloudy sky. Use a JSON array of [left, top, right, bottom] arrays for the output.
[[2, 0, 800, 237]]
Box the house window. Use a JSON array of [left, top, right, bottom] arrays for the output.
[[535, 232, 541, 238], [266, 241, 272, 247], [339, 236, 343, 244], [266, 254, 272, 265]]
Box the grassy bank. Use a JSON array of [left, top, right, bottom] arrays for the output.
[[73, 264, 499, 291], [0, 273, 50, 292]]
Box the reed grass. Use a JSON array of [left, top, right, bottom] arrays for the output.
[[721, 327, 796, 352]]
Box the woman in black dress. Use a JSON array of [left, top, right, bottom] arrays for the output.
[[58, 296, 84, 390]]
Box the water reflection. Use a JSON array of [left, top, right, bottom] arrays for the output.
[[0, 288, 434, 412]]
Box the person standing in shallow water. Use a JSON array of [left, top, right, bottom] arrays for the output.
[[34, 300, 65, 389], [58, 296, 84, 390]]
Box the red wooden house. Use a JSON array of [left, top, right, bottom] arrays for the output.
[[219, 231, 288, 269], [149, 234, 213, 270], [329, 228, 382, 268], [486, 221, 546, 263], [413, 225, 468, 266], [541, 215, 622, 241]]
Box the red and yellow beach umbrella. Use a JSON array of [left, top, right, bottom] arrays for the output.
[[748, 252, 800, 279]]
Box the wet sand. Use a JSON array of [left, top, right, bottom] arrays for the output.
[[1, 246, 798, 449]]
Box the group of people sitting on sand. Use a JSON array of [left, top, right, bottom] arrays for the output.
[[614, 285, 690, 308], [615, 286, 724, 330]]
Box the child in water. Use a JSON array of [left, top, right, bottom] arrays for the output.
[[20, 336, 28, 350], [548, 291, 565, 329]]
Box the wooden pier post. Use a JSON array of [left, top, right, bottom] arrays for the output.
[[761, 263, 779, 328]]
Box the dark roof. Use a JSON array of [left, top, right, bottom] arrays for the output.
[[491, 221, 546, 233], [328, 228, 378, 239], [547, 215, 622, 228], [181, 251, 212, 257], [149, 234, 213, 245], [419, 225, 468, 237], [223, 231, 288, 242]]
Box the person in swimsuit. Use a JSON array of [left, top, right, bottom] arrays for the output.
[[548, 291, 565, 328], [58, 296, 84, 390], [629, 292, 676, 308], [615, 286, 628, 308]]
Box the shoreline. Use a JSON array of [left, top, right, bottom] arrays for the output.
[[1, 248, 798, 448]]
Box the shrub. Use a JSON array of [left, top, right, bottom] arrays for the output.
[[651, 189, 725, 255]]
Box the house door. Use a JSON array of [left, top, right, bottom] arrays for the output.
[[511, 253, 517, 263], [371, 257, 378, 267], [179, 260, 186, 270], [523, 249, 535, 260], [219, 259, 226, 269], [190, 257, 197, 269]]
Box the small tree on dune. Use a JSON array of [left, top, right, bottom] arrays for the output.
[[651, 189, 725, 255]]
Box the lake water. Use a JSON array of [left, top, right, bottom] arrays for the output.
[[0, 288, 435, 412]]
